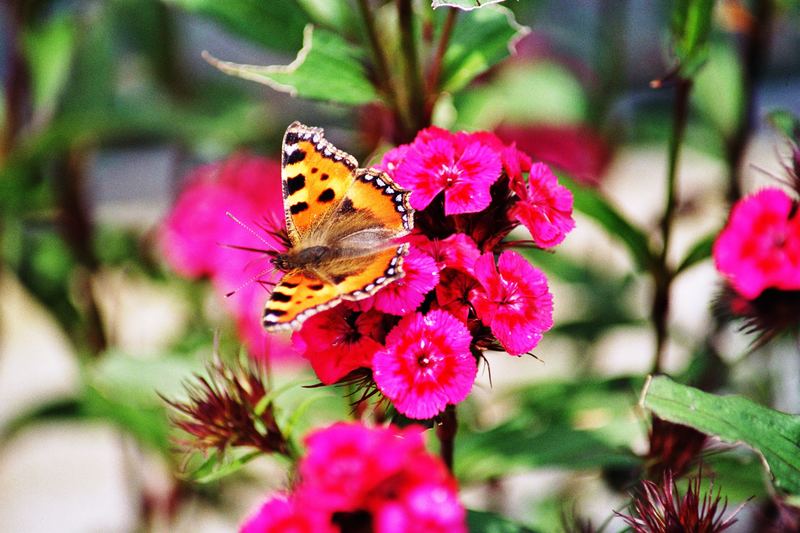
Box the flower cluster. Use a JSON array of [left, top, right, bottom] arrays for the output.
[[241, 422, 466, 533], [713, 187, 800, 343], [713, 188, 800, 300], [291, 127, 573, 419], [160, 154, 291, 360]]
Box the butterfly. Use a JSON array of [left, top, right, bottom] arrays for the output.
[[262, 122, 414, 331]]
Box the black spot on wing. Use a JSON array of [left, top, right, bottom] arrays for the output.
[[332, 273, 354, 285], [308, 283, 324, 291], [317, 188, 335, 203], [286, 174, 306, 195], [282, 281, 299, 288], [311, 167, 318, 173], [284, 132, 300, 145], [320, 173, 329, 181], [271, 291, 292, 303], [290, 202, 309, 215], [285, 149, 306, 165]]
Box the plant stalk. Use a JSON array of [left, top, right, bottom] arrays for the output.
[[437, 404, 457, 472], [652, 77, 692, 374], [397, 0, 428, 138], [426, 8, 457, 101]]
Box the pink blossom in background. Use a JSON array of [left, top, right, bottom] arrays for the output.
[[240, 493, 334, 533], [284, 422, 466, 533], [291, 301, 384, 384], [714, 188, 800, 299], [387, 127, 502, 214], [160, 154, 295, 360], [510, 162, 575, 248], [372, 248, 440, 315], [496, 123, 612, 185], [470, 251, 553, 355], [373, 310, 476, 419]]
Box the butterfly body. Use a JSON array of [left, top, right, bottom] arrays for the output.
[[262, 122, 414, 331]]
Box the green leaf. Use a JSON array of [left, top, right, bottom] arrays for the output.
[[162, 0, 308, 52], [297, 0, 354, 32], [768, 109, 800, 141], [188, 449, 263, 484], [433, 0, 506, 10], [641, 375, 800, 495], [467, 510, 539, 533], [457, 377, 644, 482], [22, 13, 78, 117], [692, 44, 744, 138], [204, 25, 379, 106], [670, 0, 714, 78], [675, 231, 717, 274], [559, 174, 654, 272], [440, 6, 529, 93]]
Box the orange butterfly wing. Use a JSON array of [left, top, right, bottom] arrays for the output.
[[281, 122, 358, 242]]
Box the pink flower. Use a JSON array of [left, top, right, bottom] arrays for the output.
[[240, 493, 335, 533], [470, 251, 553, 355], [291, 302, 385, 384], [390, 127, 502, 215], [372, 248, 440, 315], [714, 188, 800, 299], [160, 154, 293, 360], [410, 233, 480, 274], [373, 310, 476, 419], [510, 162, 575, 248], [297, 423, 429, 513], [374, 483, 467, 533]]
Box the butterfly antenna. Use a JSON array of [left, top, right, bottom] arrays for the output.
[[226, 211, 281, 253], [225, 265, 277, 297]]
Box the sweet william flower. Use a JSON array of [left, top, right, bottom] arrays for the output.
[[470, 251, 553, 355], [291, 301, 385, 384], [160, 154, 293, 360], [240, 494, 335, 533], [713, 188, 800, 299], [373, 310, 476, 419], [510, 162, 575, 248], [389, 127, 503, 215], [372, 248, 440, 315]]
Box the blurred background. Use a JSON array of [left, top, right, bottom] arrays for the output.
[[1, 0, 799, 531]]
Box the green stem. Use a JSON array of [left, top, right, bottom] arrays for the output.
[[426, 8, 457, 100], [652, 77, 692, 374], [437, 404, 457, 472], [397, 0, 427, 138], [356, 0, 406, 135]]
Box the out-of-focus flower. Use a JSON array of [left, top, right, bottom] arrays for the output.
[[646, 417, 707, 481], [618, 470, 740, 533], [470, 251, 553, 355], [713, 188, 800, 299], [242, 422, 467, 533], [291, 301, 384, 385], [386, 127, 503, 215], [510, 162, 575, 248], [164, 356, 290, 455], [240, 494, 335, 533], [373, 310, 476, 419], [372, 248, 440, 316], [496, 123, 612, 185], [160, 154, 293, 360]]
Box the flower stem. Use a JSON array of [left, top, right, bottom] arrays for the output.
[[724, 0, 774, 204], [437, 404, 457, 472], [426, 8, 458, 102], [356, 0, 407, 135], [652, 77, 692, 374], [397, 0, 428, 137]]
